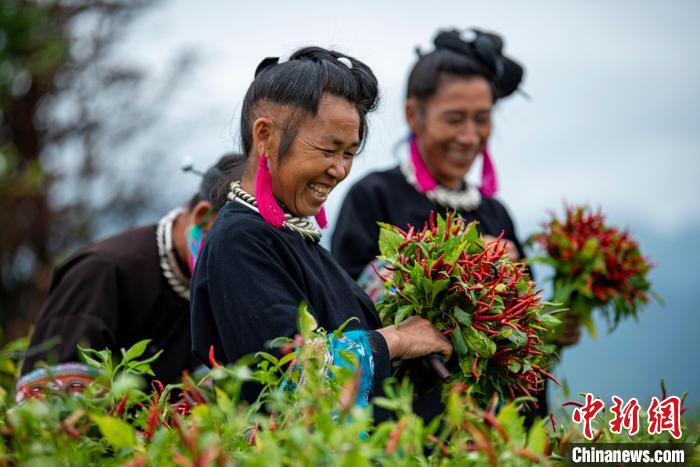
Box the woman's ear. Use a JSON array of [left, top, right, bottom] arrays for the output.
[[189, 201, 216, 231], [405, 98, 423, 134], [251, 117, 279, 161]]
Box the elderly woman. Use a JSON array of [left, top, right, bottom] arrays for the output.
[[18, 154, 245, 402], [190, 47, 452, 411]]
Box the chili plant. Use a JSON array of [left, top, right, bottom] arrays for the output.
[[375, 212, 559, 407], [530, 205, 656, 337]]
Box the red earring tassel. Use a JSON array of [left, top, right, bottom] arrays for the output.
[[315, 206, 328, 229], [480, 146, 498, 197], [256, 154, 286, 228]]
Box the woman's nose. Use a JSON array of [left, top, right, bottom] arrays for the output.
[[326, 155, 351, 181], [456, 121, 480, 146]]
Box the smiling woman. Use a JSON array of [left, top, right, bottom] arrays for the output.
[[190, 46, 453, 415]]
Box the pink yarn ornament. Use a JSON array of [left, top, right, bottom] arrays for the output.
[[315, 206, 328, 229], [479, 146, 498, 197], [255, 154, 286, 228], [409, 135, 437, 192]]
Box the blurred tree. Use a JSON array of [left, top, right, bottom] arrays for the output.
[[0, 0, 194, 340]]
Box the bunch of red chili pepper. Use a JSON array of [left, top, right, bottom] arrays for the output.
[[375, 212, 558, 407], [531, 205, 654, 336]]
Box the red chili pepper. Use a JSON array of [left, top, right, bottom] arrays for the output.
[[471, 356, 480, 379], [152, 379, 165, 394], [386, 419, 408, 454], [483, 411, 508, 442], [431, 252, 445, 272], [208, 345, 222, 369], [144, 405, 160, 440], [114, 394, 129, 416], [562, 400, 584, 408], [247, 422, 259, 446], [533, 366, 560, 385], [472, 313, 504, 322], [470, 322, 499, 335]]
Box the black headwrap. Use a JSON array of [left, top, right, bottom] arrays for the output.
[[431, 29, 524, 99]]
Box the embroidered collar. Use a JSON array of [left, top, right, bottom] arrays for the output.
[[228, 182, 321, 243], [156, 208, 190, 300], [400, 159, 482, 212]]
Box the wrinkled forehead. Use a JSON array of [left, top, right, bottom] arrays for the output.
[[255, 95, 361, 142]]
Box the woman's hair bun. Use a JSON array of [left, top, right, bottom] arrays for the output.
[[432, 28, 524, 99]]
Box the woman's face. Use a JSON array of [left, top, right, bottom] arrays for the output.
[[408, 76, 493, 189], [271, 94, 360, 217]]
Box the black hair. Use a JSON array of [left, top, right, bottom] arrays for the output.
[[187, 153, 246, 212], [240, 46, 379, 159], [407, 29, 524, 104]]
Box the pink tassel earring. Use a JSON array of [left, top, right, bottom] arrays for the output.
[[315, 206, 328, 229], [256, 154, 286, 228], [410, 135, 437, 192], [479, 146, 498, 197]]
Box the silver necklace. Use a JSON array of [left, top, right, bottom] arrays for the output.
[[227, 181, 321, 243], [400, 159, 482, 212], [156, 208, 190, 301]]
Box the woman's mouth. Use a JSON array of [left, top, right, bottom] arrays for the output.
[[307, 182, 331, 200], [445, 149, 477, 167]]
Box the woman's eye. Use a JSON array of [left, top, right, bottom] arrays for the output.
[[475, 114, 491, 125], [344, 151, 357, 158], [444, 115, 464, 125]]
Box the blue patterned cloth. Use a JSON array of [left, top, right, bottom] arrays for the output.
[[281, 330, 375, 408]]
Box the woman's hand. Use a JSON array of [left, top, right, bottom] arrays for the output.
[[377, 316, 453, 361], [483, 235, 519, 261]]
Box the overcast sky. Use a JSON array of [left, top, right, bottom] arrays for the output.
[[121, 0, 700, 238], [111, 0, 700, 407]]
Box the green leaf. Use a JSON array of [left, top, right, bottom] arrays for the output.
[[342, 449, 370, 467], [256, 352, 280, 366], [429, 279, 450, 304], [297, 303, 318, 338], [538, 313, 562, 329], [394, 304, 413, 326], [336, 349, 358, 366], [463, 325, 496, 358], [454, 307, 472, 327], [527, 420, 548, 454], [497, 403, 526, 444], [451, 325, 469, 357], [507, 359, 522, 373], [378, 225, 404, 257], [91, 414, 136, 450], [502, 326, 527, 348], [409, 263, 424, 290], [335, 316, 360, 335], [215, 386, 233, 414], [464, 221, 479, 243], [121, 339, 150, 362], [77, 347, 102, 368]]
